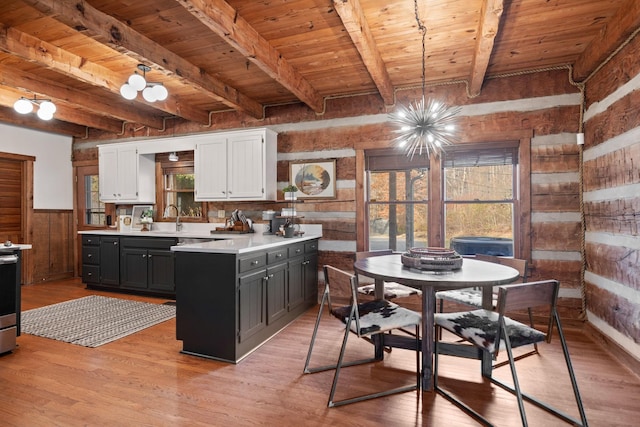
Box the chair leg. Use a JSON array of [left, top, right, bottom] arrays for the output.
[[502, 331, 528, 425], [303, 291, 328, 374], [488, 317, 589, 427], [434, 326, 493, 426], [328, 317, 419, 407]]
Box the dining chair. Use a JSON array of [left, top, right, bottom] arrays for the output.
[[303, 265, 421, 407], [355, 250, 423, 300], [436, 254, 534, 366], [433, 279, 588, 427], [436, 254, 528, 311]]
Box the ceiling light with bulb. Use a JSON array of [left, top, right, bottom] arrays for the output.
[[120, 64, 169, 103]]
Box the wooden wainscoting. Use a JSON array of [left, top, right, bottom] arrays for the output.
[[30, 209, 74, 283]]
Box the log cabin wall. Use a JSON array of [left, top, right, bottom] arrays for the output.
[[74, 68, 587, 325], [582, 32, 640, 365]]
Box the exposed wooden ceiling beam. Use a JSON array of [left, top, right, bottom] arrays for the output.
[[176, 0, 324, 114], [468, 0, 504, 97], [0, 66, 164, 129], [332, 0, 394, 105], [572, 0, 640, 82], [20, 0, 264, 120], [0, 24, 208, 126]]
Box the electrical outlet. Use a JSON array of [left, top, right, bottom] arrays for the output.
[[218, 210, 225, 218]]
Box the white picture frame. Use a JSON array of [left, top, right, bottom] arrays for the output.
[[131, 205, 152, 231]]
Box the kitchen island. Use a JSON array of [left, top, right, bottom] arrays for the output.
[[171, 233, 320, 363]]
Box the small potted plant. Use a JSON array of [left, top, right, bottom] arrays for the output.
[[283, 184, 298, 201], [140, 209, 154, 232]]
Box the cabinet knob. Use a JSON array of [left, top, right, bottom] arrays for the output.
[[276, 253, 282, 258], [87, 254, 92, 258], [142, 254, 147, 258], [148, 254, 152, 258], [268, 274, 274, 278], [114, 241, 118, 246], [87, 272, 92, 276], [296, 249, 302, 253], [252, 260, 259, 265], [303, 260, 310, 265]]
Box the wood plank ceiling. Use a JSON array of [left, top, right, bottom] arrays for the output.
[[0, 0, 638, 138]]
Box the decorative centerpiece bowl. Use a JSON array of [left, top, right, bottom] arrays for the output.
[[401, 247, 463, 271]]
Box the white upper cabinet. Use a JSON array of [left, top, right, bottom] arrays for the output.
[[98, 128, 277, 204], [195, 129, 277, 201], [98, 145, 155, 203]]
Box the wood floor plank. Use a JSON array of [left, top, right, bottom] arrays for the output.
[[0, 278, 637, 426]]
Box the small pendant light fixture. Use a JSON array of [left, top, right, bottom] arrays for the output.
[[168, 152, 179, 162], [389, 0, 460, 158], [13, 95, 57, 120], [120, 64, 169, 102]]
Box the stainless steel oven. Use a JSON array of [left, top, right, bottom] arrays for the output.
[[0, 250, 19, 354]]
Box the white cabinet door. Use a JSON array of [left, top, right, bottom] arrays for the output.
[[99, 146, 119, 201], [228, 133, 264, 199], [98, 145, 155, 203], [116, 145, 139, 201], [195, 129, 276, 201], [194, 137, 228, 200]]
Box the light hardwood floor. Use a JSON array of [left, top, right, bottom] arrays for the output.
[[1, 278, 638, 426]]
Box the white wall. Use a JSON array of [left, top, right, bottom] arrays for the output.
[[0, 123, 73, 209]]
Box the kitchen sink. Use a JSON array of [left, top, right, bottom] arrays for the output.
[[175, 237, 216, 246]]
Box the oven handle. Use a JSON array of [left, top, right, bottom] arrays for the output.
[[0, 254, 18, 264]]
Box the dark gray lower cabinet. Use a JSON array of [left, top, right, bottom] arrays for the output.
[[175, 238, 319, 363], [100, 236, 120, 286], [120, 237, 176, 293], [82, 234, 176, 297]]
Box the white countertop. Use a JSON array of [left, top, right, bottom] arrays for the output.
[[0, 243, 32, 251], [79, 223, 322, 254], [170, 233, 321, 254]]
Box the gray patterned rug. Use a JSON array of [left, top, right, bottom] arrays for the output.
[[21, 295, 176, 348]]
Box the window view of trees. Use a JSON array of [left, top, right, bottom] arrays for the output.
[[444, 163, 514, 249], [366, 144, 517, 254], [368, 169, 428, 251], [164, 170, 202, 217]]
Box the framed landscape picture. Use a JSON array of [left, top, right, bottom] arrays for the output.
[[290, 160, 336, 199]]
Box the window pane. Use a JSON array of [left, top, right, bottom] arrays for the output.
[[84, 174, 105, 226], [370, 170, 428, 202], [445, 164, 513, 201], [166, 191, 202, 217], [368, 168, 428, 251], [445, 203, 514, 255], [165, 173, 195, 191]]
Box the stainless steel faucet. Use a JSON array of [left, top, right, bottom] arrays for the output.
[[167, 204, 182, 232]]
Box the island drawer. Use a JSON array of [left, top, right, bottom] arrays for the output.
[[267, 248, 287, 264], [288, 244, 305, 258], [239, 253, 267, 273], [305, 241, 318, 253]]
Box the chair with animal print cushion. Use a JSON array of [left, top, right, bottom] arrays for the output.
[[303, 265, 421, 407], [355, 250, 422, 299], [433, 279, 588, 426]]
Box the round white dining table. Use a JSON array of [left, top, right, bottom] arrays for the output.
[[353, 254, 519, 391]]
